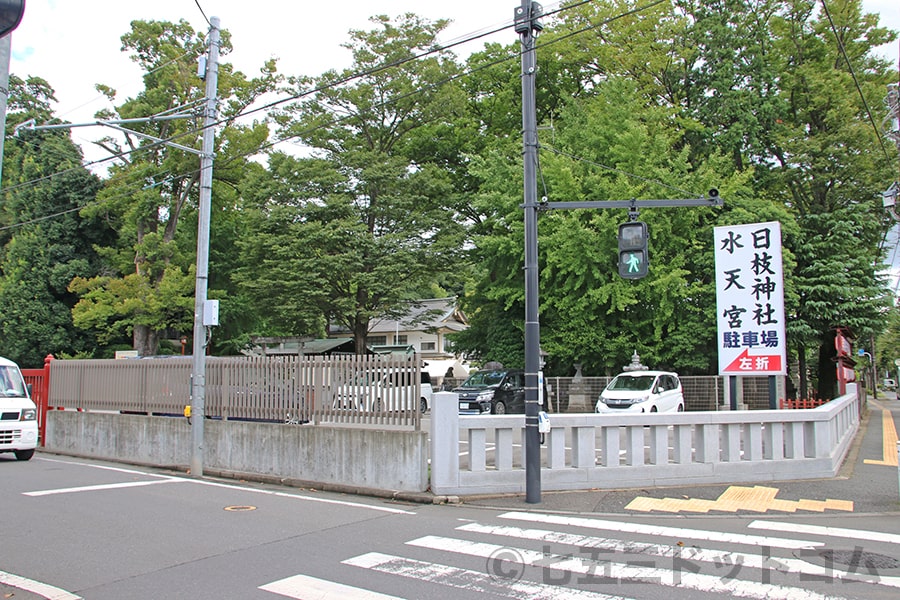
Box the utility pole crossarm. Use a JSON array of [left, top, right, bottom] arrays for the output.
[[14, 113, 195, 135], [96, 122, 204, 157]]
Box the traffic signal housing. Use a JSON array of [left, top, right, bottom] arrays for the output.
[[618, 221, 648, 279]]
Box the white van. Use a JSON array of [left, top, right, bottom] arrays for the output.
[[0, 356, 38, 461], [595, 370, 685, 414]]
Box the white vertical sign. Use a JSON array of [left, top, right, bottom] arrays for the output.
[[714, 221, 786, 375]]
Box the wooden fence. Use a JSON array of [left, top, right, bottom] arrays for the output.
[[46, 354, 424, 430]]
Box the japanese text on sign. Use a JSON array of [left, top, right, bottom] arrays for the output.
[[714, 222, 786, 375]]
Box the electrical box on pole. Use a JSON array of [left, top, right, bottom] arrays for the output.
[[618, 221, 648, 279]]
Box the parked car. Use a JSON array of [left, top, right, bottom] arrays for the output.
[[883, 378, 896, 391], [332, 368, 433, 413], [595, 370, 684, 414], [455, 368, 547, 415]]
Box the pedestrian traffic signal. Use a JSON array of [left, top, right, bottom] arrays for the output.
[[618, 221, 648, 279]]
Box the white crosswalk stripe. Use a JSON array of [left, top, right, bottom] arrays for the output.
[[260, 511, 899, 599], [343, 552, 634, 599]]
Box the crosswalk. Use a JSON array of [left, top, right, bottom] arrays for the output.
[[259, 511, 900, 599]]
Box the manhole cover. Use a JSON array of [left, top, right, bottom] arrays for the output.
[[224, 505, 257, 512], [819, 550, 900, 570]]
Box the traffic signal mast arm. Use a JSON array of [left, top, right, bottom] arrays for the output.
[[540, 193, 723, 211], [535, 192, 724, 281]]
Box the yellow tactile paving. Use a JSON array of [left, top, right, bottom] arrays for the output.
[[625, 485, 854, 513], [863, 409, 899, 467]]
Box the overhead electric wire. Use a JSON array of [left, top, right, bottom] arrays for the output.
[[820, 0, 892, 161], [193, 0, 211, 28], [0, 0, 584, 199], [0, 1, 669, 230]]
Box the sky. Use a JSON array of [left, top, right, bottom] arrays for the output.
[[8, 1, 899, 147], [6, 1, 900, 272]]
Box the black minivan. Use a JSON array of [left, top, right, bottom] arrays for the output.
[[454, 369, 547, 414]]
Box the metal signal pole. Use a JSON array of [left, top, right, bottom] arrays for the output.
[[516, 1, 543, 504], [190, 16, 220, 478]]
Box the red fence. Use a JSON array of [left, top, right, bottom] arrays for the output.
[[21, 354, 53, 446], [779, 396, 829, 410]]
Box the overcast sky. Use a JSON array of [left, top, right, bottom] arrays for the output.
[[9, 1, 899, 134], [6, 1, 900, 279]]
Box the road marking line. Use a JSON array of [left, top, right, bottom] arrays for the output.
[[458, 522, 900, 589], [260, 573, 405, 599], [863, 409, 899, 466], [23, 478, 185, 496], [406, 536, 852, 600], [344, 552, 633, 599], [0, 569, 82, 600], [498, 511, 822, 549], [33, 457, 413, 514], [748, 520, 900, 545], [625, 485, 853, 514], [188, 479, 415, 514]]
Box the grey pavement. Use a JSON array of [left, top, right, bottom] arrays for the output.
[[462, 394, 900, 516], [4, 395, 896, 600]]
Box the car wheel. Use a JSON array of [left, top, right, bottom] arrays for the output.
[[14, 448, 34, 461], [374, 398, 384, 412], [419, 397, 428, 413], [493, 401, 507, 415]]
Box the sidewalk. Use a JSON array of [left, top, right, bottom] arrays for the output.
[[463, 396, 900, 516]]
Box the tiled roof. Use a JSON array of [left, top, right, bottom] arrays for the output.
[[366, 297, 467, 334]]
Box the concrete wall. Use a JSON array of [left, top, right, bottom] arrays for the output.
[[44, 412, 428, 493]]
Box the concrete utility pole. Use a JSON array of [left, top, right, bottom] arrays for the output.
[[0, 34, 11, 188], [515, 0, 543, 504], [190, 16, 221, 478]]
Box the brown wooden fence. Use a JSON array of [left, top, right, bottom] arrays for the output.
[[47, 354, 424, 430]]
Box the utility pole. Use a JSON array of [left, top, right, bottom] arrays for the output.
[[0, 33, 10, 187], [515, 0, 543, 504], [190, 16, 220, 478], [11, 12, 220, 479], [0, 0, 26, 187]]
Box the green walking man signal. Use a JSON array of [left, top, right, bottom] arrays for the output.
[[618, 221, 648, 279]]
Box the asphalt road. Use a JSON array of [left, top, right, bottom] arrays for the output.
[[2, 395, 898, 599]]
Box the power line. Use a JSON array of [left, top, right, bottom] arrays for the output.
[[0, 4, 549, 197], [193, 0, 211, 27], [820, 0, 892, 161], [0, 1, 677, 228]]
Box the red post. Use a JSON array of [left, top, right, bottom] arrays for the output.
[[39, 354, 52, 445]]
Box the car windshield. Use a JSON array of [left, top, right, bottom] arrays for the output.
[[459, 370, 506, 389], [0, 366, 27, 397], [607, 374, 656, 392]]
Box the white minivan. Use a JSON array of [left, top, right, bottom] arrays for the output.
[[595, 370, 685, 414], [0, 356, 38, 461]]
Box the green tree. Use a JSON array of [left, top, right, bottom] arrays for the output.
[[758, 0, 896, 399], [0, 75, 113, 366], [70, 19, 277, 356], [239, 14, 470, 353]]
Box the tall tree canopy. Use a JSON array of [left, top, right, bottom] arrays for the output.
[[0, 75, 112, 366], [237, 14, 471, 353], [68, 19, 278, 356], [453, 0, 897, 394], [2, 4, 896, 401]]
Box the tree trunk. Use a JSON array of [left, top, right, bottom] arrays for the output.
[[134, 324, 160, 357], [817, 333, 837, 401], [797, 345, 808, 400], [353, 319, 368, 355]]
